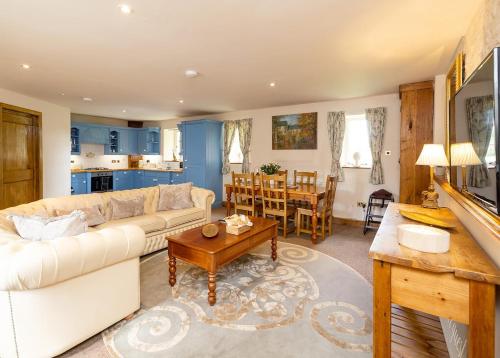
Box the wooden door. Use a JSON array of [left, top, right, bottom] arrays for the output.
[[399, 81, 434, 204], [0, 104, 42, 209]]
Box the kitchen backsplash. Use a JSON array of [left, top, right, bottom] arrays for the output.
[[71, 144, 162, 169]]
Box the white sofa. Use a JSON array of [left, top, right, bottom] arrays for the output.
[[0, 185, 214, 357]]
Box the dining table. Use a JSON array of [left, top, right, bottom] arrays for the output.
[[224, 182, 326, 244]]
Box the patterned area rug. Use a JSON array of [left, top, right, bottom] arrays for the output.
[[102, 242, 373, 357]]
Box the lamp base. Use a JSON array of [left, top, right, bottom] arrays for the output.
[[421, 190, 439, 209]]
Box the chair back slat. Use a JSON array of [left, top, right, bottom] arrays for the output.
[[294, 170, 317, 186]]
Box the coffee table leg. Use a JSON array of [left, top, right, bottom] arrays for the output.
[[169, 255, 176, 287], [271, 235, 277, 261], [208, 271, 216, 306]]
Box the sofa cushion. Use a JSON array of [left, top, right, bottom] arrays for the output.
[[101, 187, 160, 220], [110, 196, 145, 220], [95, 214, 166, 234], [9, 211, 88, 241], [42, 194, 104, 218], [158, 183, 194, 211], [156, 207, 205, 228], [56, 206, 105, 227]]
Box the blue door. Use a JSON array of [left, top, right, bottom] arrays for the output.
[[114, 171, 133, 190], [134, 170, 144, 188], [171, 172, 185, 184], [71, 173, 89, 195]]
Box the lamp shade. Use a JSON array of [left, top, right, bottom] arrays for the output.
[[416, 144, 449, 166], [450, 142, 482, 166]]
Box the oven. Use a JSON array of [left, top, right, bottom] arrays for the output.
[[90, 171, 113, 192]]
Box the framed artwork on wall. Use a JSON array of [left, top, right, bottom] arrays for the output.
[[272, 112, 317, 150]]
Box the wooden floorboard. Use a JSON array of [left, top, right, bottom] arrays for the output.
[[391, 305, 449, 358]]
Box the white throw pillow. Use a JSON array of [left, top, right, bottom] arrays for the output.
[[9, 211, 88, 241]]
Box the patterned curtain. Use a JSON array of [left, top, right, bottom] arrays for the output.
[[466, 95, 494, 188], [327, 111, 345, 181], [237, 118, 253, 173], [366, 107, 386, 185], [222, 120, 236, 174]]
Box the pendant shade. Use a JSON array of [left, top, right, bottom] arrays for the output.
[[450, 142, 482, 166], [416, 144, 449, 166]]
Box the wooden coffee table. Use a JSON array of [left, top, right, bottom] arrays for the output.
[[166, 217, 278, 306]]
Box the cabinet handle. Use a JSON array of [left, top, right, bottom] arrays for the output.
[[83, 181, 86, 184]]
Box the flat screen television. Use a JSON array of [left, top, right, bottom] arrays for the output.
[[451, 47, 499, 215]]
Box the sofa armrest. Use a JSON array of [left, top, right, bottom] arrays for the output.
[[0, 225, 145, 291], [191, 187, 215, 222]]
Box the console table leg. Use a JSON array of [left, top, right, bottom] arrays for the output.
[[168, 255, 176, 287], [468, 281, 495, 358], [374, 260, 391, 358], [208, 272, 217, 306]]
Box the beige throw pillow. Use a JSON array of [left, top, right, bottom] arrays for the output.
[[9, 211, 88, 241], [110, 196, 145, 220], [158, 183, 194, 211], [56, 205, 105, 227]]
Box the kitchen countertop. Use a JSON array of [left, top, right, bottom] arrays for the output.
[[71, 168, 183, 173]]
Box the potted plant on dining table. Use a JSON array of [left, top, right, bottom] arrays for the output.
[[259, 162, 281, 175]]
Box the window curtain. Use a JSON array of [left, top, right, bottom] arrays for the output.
[[466, 95, 494, 188], [327, 111, 345, 181], [366, 107, 386, 185], [237, 118, 253, 173], [222, 120, 236, 174]]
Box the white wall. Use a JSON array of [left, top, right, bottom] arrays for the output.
[[0, 88, 71, 198], [152, 93, 401, 220]]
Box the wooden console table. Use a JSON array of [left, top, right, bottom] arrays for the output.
[[369, 203, 500, 357]]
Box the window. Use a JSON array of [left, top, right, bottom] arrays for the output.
[[163, 128, 181, 161], [340, 114, 372, 168], [485, 124, 496, 168], [229, 128, 244, 163]]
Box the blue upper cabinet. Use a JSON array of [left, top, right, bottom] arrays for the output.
[[138, 128, 161, 155], [180, 119, 222, 206], [71, 126, 81, 155], [71, 122, 159, 156], [79, 124, 109, 144]]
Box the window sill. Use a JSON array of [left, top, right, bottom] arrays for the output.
[[342, 165, 372, 169], [229, 162, 243, 165]]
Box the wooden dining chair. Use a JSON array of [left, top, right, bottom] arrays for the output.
[[277, 170, 288, 176], [232, 172, 261, 217], [260, 173, 296, 238], [296, 175, 337, 241], [293, 170, 317, 186], [292, 170, 317, 209]]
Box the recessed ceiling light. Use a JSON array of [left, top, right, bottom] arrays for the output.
[[21, 64, 31, 70], [118, 4, 132, 14], [179, 99, 184, 104], [60, 93, 65, 96], [269, 82, 276, 87], [82, 97, 93, 102], [184, 69, 199, 78], [122, 109, 127, 113]]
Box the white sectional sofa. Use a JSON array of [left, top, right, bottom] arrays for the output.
[[0, 185, 214, 357]]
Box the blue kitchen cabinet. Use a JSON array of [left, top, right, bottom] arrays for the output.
[[170, 172, 185, 184], [113, 170, 134, 191], [179, 119, 223, 206], [106, 128, 136, 155], [71, 126, 81, 155], [138, 128, 161, 155], [79, 124, 109, 144], [134, 170, 145, 188], [157, 171, 171, 185], [144, 171, 160, 187], [128, 129, 139, 154], [71, 173, 90, 195]]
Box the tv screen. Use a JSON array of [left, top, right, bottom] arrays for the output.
[[452, 47, 499, 215]]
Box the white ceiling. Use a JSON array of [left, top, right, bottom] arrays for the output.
[[0, 0, 480, 120]]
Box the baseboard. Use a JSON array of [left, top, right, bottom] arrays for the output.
[[332, 216, 365, 227]]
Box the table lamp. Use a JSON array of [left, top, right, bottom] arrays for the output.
[[450, 142, 481, 192], [416, 144, 449, 209]]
